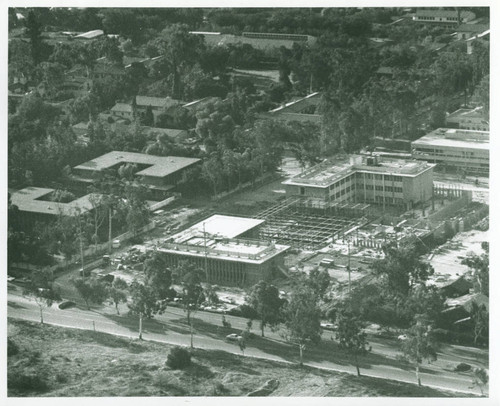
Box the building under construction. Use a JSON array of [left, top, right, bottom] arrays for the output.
[[254, 197, 368, 250]]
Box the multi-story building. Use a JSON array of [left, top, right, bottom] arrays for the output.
[[413, 9, 476, 27], [156, 215, 289, 286], [445, 107, 489, 131], [283, 155, 435, 210], [72, 151, 201, 198], [411, 128, 489, 176]]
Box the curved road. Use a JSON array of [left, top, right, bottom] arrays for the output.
[[7, 283, 488, 397]]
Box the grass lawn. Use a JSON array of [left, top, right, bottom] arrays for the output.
[[7, 319, 458, 397]]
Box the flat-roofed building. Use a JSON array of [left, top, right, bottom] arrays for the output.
[[190, 31, 316, 50], [157, 214, 289, 286], [72, 151, 201, 198], [411, 128, 489, 176], [283, 155, 435, 210], [413, 9, 476, 27], [445, 107, 489, 131]]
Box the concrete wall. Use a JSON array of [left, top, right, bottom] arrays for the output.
[[402, 168, 434, 203]]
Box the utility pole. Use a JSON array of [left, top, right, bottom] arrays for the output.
[[203, 222, 209, 284], [78, 214, 85, 276], [108, 207, 113, 255], [347, 239, 351, 293]]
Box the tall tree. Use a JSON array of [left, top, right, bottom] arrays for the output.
[[71, 276, 109, 310], [23, 269, 61, 323], [336, 308, 371, 376], [24, 9, 44, 65], [108, 277, 128, 315], [173, 261, 205, 348], [128, 279, 165, 340], [471, 368, 488, 396], [469, 302, 488, 346], [371, 242, 434, 296], [155, 24, 205, 98], [307, 267, 331, 300], [144, 251, 172, 302], [282, 286, 322, 365], [246, 280, 283, 337], [462, 242, 489, 297], [400, 315, 438, 387]]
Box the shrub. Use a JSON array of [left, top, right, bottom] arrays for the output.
[[166, 346, 191, 370], [7, 338, 19, 357], [212, 381, 227, 396], [56, 373, 68, 383], [237, 304, 259, 319], [129, 235, 144, 244], [8, 372, 49, 393], [455, 363, 472, 372]]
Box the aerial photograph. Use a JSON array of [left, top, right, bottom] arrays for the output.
[[6, 5, 491, 399]]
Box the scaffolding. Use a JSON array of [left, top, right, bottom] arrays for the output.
[[255, 198, 368, 250]]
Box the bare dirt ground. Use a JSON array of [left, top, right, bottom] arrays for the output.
[[7, 319, 458, 397]]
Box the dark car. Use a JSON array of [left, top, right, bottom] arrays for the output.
[[100, 274, 115, 283], [59, 301, 76, 310], [79, 269, 90, 277]]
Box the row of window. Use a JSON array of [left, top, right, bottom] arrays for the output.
[[362, 184, 403, 193], [356, 172, 403, 182], [414, 148, 488, 160]]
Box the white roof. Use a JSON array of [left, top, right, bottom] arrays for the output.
[[174, 214, 265, 240], [412, 128, 489, 151]]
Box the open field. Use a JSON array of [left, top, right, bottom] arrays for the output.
[[7, 319, 460, 397]]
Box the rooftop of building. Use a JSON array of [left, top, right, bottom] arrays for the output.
[[72, 121, 90, 130], [74, 151, 201, 178], [10, 187, 96, 216], [135, 95, 182, 109], [172, 214, 265, 242], [446, 107, 486, 120], [415, 9, 475, 19], [412, 128, 490, 150], [142, 127, 188, 139], [111, 103, 133, 113], [159, 214, 287, 264], [283, 155, 434, 188], [190, 31, 313, 50], [269, 92, 321, 114], [456, 23, 490, 33], [75, 29, 104, 39]]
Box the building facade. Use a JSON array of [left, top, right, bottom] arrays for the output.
[[156, 215, 289, 286], [413, 9, 476, 27], [283, 155, 435, 210], [445, 107, 489, 131], [411, 128, 489, 176]]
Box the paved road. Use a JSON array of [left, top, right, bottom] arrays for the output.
[[7, 284, 487, 396]]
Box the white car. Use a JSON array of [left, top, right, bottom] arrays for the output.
[[320, 323, 337, 331], [398, 334, 408, 341], [225, 334, 242, 343]]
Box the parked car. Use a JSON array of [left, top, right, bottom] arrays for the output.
[[225, 333, 242, 343], [59, 301, 76, 310], [320, 322, 337, 331], [79, 269, 90, 277], [397, 334, 408, 341]]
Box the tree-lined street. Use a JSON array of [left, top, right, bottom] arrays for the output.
[[7, 282, 487, 396]]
